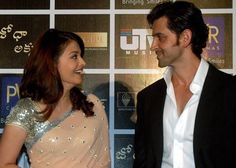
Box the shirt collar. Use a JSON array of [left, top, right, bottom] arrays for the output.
[[163, 58, 209, 94], [163, 66, 173, 89], [190, 58, 209, 94]]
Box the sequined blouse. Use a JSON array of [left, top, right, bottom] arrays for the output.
[[6, 94, 111, 168]]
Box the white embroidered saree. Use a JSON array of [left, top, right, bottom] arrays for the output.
[[6, 94, 111, 168]]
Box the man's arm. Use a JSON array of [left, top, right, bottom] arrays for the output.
[[133, 92, 146, 168]]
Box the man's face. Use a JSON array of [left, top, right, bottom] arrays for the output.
[[151, 16, 184, 68]]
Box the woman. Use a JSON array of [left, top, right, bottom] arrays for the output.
[[0, 29, 111, 168]]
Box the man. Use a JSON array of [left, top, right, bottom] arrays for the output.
[[133, 1, 236, 168]]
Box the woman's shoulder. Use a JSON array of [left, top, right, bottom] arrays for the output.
[[87, 93, 104, 107], [86, 93, 106, 116], [9, 98, 36, 114], [5, 98, 37, 130], [87, 93, 100, 102], [12, 98, 37, 113], [15, 97, 34, 106]]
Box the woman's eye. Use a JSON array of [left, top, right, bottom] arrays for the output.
[[71, 55, 77, 59]]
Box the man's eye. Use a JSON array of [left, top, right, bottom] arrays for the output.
[[153, 35, 165, 42], [159, 37, 164, 41], [158, 36, 166, 42]]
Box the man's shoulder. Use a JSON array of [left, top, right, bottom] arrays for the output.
[[207, 64, 234, 83], [139, 78, 165, 95]]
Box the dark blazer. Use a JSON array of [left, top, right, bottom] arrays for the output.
[[133, 64, 236, 168]]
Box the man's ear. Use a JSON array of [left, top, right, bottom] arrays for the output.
[[180, 29, 192, 47]]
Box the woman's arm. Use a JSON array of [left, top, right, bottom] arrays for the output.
[[0, 125, 27, 168], [97, 111, 111, 168], [88, 94, 111, 168]]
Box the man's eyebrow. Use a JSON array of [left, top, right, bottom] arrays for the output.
[[152, 32, 163, 36]]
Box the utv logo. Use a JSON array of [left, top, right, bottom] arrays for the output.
[[120, 29, 153, 55]]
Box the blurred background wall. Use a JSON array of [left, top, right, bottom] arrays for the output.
[[0, 0, 235, 167]]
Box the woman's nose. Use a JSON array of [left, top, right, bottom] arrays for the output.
[[80, 57, 86, 67]]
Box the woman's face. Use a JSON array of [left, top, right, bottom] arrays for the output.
[[57, 40, 86, 91]]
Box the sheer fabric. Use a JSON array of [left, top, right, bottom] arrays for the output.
[[6, 94, 111, 168]]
